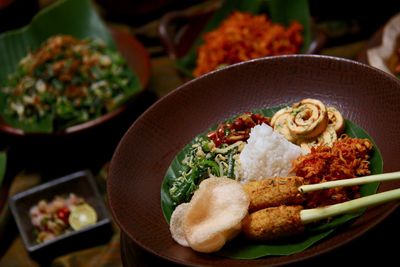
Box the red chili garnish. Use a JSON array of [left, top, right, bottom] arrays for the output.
[[208, 112, 271, 147], [56, 207, 71, 225]]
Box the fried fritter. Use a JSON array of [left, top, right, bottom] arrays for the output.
[[243, 176, 305, 212], [242, 205, 304, 241]]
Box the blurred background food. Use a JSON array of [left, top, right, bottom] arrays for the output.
[[1, 35, 140, 133], [364, 13, 400, 77], [160, 0, 313, 78], [8, 170, 113, 261], [0, 0, 150, 177]]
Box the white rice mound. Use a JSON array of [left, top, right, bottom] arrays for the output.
[[239, 123, 304, 182]]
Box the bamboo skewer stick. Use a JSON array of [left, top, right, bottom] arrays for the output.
[[300, 187, 400, 224], [298, 171, 400, 193], [243, 172, 400, 241]]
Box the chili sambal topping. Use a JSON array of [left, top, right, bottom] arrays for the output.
[[207, 112, 270, 147], [292, 136, 373, 208], [1, 34, 137, 132]]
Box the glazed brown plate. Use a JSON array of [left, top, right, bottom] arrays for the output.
[[108, 55, 400, 266]]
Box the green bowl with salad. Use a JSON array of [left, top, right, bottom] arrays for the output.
[[0, 0, 148, 136]]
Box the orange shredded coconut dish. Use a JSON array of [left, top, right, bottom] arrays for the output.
[[193, 11, 304, 77], [292, 136, 373, 209]]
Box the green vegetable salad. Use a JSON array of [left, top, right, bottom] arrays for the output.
[[169, 112, 270, 206], [0, 35, 139, 133]]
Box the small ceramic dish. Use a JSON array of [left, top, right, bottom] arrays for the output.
[[9, 170, 113, 261]]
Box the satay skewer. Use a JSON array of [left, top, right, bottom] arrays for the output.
[[244, 172, 400, 212], [298, 171, 400, 193], [300, 187, 400, 223], [243, 187, 400, 241], [243, 176, 305, 212]]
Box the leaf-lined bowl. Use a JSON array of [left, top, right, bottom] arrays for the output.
[[0, 0, 149, 136], [159, 0, 325, 78]]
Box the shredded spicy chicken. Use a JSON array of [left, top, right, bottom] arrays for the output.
[[193, 11, 303, 77], [292, 136, 373, 208]]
